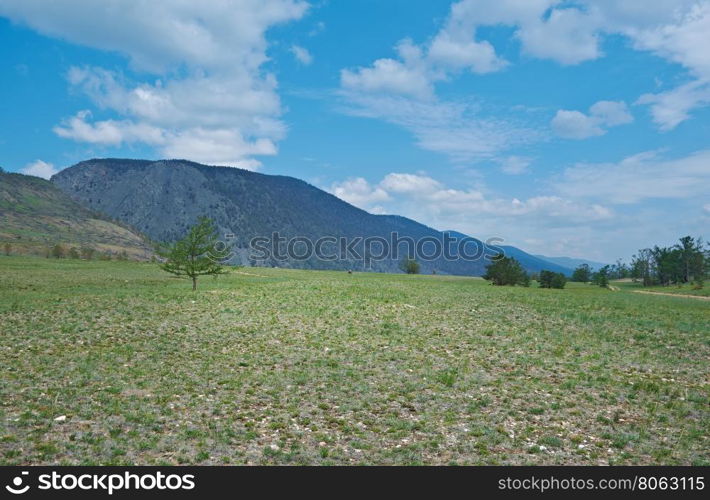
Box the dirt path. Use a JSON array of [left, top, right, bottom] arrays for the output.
[[633, 290, 710, 301]]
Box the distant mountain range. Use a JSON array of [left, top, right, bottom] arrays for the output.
[[2, 157, 583, 275], [0, 169, 151, 258], [533, 255, 608, 272]]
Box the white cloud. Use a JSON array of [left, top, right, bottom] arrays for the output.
[[21, 160, 59, 179], [339, 0, 710, 145], [499, 156, 532, 175], [603, 1, 710, 130], [341, 39, 434, 99], [0, 0, 308, 168], [290, 45, 313, 65], [555, 149, 710, 204], [427, 32, 506, 74], [330, 172, 612, 224], [340, 93, 541, 162], [516, 6, 602, 65], [327, 155, 707, 261], [0, 0, 308, 73], [552, 111, 604, 139], [637, 80, 710, 131], [552, 100, 633, 139], [54, 110, 165, 146], [329, 177, 390, 209], [379, 173, 442, 194]]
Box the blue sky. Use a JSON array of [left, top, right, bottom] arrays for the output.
[[1, 0, 708, 261]]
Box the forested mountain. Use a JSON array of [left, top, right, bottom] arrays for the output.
[[52, 159, 571, 275]]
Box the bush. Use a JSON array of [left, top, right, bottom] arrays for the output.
[[80, 247, 96, 260], [400, 257, 420, 274], [51, 244, 65, 259]]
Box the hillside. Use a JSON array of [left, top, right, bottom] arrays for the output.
[[0, 170, 152, 258], [533, 254, 608, 272], [53, 159, 568, 275], [443, 231, 573, 275]]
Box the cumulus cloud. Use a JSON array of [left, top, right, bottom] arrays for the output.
[[329, 177, 390, 208], [328, 150, 708, 260], [0, 0, 308, 169], [341, 39, 434, 99], [20, 160, 59, 179], [330, 172, 612, 224], [552, 100, 633, 139], [339, 0, 710, 150]]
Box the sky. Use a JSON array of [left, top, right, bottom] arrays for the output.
[[0, 0, 708, 262]]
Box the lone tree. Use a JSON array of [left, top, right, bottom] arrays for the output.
[[157, 216, 230, 290], [483, 255, 529, 286], [400, 257, 421, 274]]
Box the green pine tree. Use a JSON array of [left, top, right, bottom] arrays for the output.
[[157, 216, 231, 291]]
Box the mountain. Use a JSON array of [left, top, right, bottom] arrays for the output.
[[533, 255, 608, 272], [0, 170, 152, 258], [443, 231, 573, 275], [52, 158, 566, 275]]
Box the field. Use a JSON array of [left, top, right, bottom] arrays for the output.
[[1, 257, 708, 465]]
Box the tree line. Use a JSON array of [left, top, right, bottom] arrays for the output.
[[44, 244, 128, 261], [569, 236, 707, 289], [483, 235, 707, 290]]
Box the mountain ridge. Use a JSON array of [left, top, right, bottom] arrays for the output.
[[52, 158, 574, 275], [533, 254, 608, 272]]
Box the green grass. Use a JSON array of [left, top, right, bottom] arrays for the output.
[[614, 280, 710, 297], [0, 256, 708, 465]]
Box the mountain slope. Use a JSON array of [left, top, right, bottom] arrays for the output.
[[533, 255, 608, 272], [52, 159, 564, 275], [444, 231, 573, 275], [0, 170, 152, 258]]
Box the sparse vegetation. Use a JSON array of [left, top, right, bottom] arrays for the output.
[[1, 257, 707, 465]]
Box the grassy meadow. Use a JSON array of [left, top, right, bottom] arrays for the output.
[[0, 256, 708, 465]]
